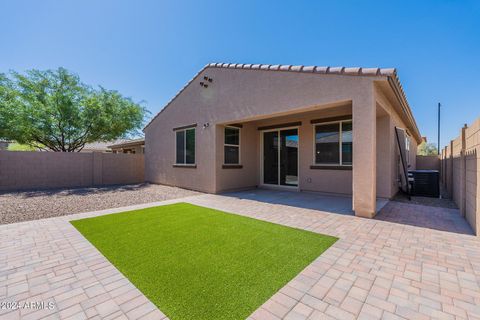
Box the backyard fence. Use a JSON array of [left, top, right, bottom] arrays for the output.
[[0, 151, 144, 192], [441, 117, 480, 235], [416, 155, 440, 171]]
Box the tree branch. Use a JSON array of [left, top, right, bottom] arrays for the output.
[[32, 134, 59, 152], [76, 141, 87, 152], [67, 124, 92, 152]]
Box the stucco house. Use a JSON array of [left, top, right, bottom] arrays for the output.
[[144, 63, 421, 218], [0, 140, 10, 150]]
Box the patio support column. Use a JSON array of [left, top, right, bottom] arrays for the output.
[[352, 92, 377, 218]]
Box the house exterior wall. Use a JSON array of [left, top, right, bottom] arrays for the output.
[[376, 114, 393, 198], [214, 103, 409, 199], [215, 122, 259, 192], [214, 106, 354, 194], [374, 85, 418, 199], [145, 67, 379, 194], [145, 66, 421, 216]]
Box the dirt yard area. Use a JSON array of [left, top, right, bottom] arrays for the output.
[[0, 183, 200, 224]]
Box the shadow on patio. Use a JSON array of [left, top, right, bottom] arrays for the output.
[[375, 200, 474, 235], [221, 188, 474, 235], [221, 188, 389, 216]]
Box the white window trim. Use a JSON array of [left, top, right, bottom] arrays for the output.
[[313, 119, 353, 166], [223, 126, 241, 165], [174, 127, 196, 166]]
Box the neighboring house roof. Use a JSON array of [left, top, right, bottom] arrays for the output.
[[108, 138, 145, 149], [82, 139, 132, 152], [144, 63, 421, 143], [81, 141, 115, 152]]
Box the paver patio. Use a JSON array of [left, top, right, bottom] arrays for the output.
[[1, 191, 480, 319], [375, 201, 473, 235]]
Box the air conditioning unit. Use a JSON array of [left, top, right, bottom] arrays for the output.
[[409, 170, 440, 198]]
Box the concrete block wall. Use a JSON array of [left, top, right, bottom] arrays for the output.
[[0, 151, 144, 192], [464, 118, 480, 235], [416, 155, 440, 171], [441, 117, 480, 235], [452, 135, 464, 213]]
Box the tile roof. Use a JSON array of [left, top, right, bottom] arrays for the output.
[[144, 63, 420, 141], [82, 138, 143, 151], [206, 62, 397, 77], [81, 140, 125, 151], [107, 138, 145, 149]]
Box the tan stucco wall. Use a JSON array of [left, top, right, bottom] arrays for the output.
[[0, 151, 144, 191], [214, 106, 353, 194], [145, 67, 380, 194], [465, 119, 480, 235], [416, 155, 440, 171], [452, 136, 464, 212], [441, 117, 480, 235], [375, 85, 418, 198], [215, 122, 259, 192], [145, 67, 419, 216], [376, 113, 393, 198], [443, 143, 454, 196]]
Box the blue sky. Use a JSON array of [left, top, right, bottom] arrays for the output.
[[1, 0, 479, 148]]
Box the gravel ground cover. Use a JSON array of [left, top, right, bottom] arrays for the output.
[[0, 183, 200, 224]]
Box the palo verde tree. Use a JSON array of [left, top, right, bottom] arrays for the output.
[[0, 68, 147, 152], [417, 141, 438, 156]]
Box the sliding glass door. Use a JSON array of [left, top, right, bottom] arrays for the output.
[[263, 131, 279, 185], [263, 128, 298, 187]]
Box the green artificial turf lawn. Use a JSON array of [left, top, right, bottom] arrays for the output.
[[71, 203, 337, 320]]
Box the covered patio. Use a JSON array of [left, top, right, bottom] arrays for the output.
[[221, 188, 473, 235], [215, 96, 411, 219], [145, 63, 423, 219], [222, 188, 388, 216]]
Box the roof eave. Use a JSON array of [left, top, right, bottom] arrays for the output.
[[143, 65, 210, 131], [386, 76, 422, 144], [144, 63, 421, 144]]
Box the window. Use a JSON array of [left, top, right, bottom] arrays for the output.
[[341, 122, 352, 165], [224, 126, 240, 164], [314, 120, 352, 166], [175, 128, 195, 164]]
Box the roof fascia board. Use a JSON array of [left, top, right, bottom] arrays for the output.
[[386, 77, 422, 143]]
